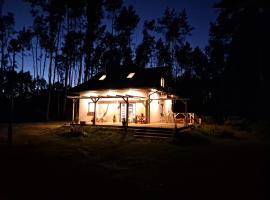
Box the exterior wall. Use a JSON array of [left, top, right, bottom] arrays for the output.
[[149, 93, 173, 123], [79, 98, 92, 123], [163, 99, 174, 123], [149, 92, 160, 123], [78, 88, 173, 124], [79, 89, 148, 124]]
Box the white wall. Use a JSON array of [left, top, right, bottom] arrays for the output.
[[79, 89, 148, 123], [78, 89, 173, 124], [164, 99, 174, 122], [79, 98, 92, 123], [149, 92, 160, 123]]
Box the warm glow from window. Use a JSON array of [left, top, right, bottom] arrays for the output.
[[88, 102, 95, 112], [160, 77, 165, 87], [126, 89, 144, 97], [165, 99, 172, 112], [106, 90, 117, 96], [84, 91, 97, 97], [99, 75, 106, 80], [127, 72, 135, 78]]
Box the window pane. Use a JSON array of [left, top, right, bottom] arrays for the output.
[[88, 102, 95, 112]]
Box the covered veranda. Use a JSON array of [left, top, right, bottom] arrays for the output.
[[68, 94, 191, 128]]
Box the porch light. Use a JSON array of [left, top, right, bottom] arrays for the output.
[[99, 75, 106, 80], [127, 72, 135, 78]]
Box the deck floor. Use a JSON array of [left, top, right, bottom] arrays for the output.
[[93, 122, 185, 129]]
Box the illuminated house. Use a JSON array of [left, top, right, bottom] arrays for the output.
[[69, 67, 184, 126]]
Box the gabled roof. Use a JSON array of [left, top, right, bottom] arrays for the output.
[[71, 67, 170, 93]]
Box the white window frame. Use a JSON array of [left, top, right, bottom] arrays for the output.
[[88, 102, 95, 113], [99, 75, 106, 80], [160, 77, 165, 87], [127, 72, 135, 79]]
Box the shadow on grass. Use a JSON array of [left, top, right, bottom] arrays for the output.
[[59, 131, 88, 138], [172, 129, 212, 146]]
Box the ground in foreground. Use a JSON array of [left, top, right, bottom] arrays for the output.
[[0, 122, 269, 199]]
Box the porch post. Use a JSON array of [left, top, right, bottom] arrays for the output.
[[148, 99, 151, 123], [91, 98, 99, 126], [147, 96, 152, 123], [147, 90, 158, 124], [145, 100, 149, 123], [126, 97, 129, 127], [93, 101, 96, 126], [72, 99, 75, 122]]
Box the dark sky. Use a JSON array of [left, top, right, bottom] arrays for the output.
[[3, 0, 218, 49], [125, 0, 218, 49]]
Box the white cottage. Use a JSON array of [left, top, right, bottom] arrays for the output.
[[69, 67, 188, 126]]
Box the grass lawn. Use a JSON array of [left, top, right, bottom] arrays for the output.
[[0, 122, 269, 200]]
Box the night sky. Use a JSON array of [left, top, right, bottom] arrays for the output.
[[3, 0, 218, 48], [2, 0, 218, 73]]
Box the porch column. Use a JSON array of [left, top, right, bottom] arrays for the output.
[[120, 96, 129, 128], [93, 101, 96, 125], [126, 97, 129, 127], [145, 100, 149, 123], [148, 99, 151, 123], [147, 97, 153, 123], [90, 98, 99, 126], [147, 90, 158, 124], [72, 99, 75, 122]]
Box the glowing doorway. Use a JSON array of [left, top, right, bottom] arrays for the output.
[[120, 103, 136, 123]]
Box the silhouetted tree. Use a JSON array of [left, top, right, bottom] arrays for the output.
[[155, 38, 171, 68], [157, 8, 192, 78], [115, 5, 139, 66], [175, 42, 193, 77], [0, 12, 14, 70], [84, 0, 104, 81], [7, 38, 21, 70], [104, 0, 123, 35], [208, 1, 270, 118], [17, 28, 33, 72], [135, 20, 155, 68]]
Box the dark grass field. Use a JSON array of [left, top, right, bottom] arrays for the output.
[[0, 122, 269, 200]]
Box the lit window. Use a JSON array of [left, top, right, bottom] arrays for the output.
[[99, 75, 106, 80], [160, 77, 165, 87], [127, 72, 135, 78], [88, 102, 95, 112]]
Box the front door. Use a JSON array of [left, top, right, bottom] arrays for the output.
[[120, 103, 136, 122]]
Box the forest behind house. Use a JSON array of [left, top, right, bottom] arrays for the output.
[[0, 0, 269, 123]]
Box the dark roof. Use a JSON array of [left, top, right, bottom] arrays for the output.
[[71, 67, 170, 93]]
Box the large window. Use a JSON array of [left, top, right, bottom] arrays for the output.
[[120, 103, 136, 122], [160, 77, 165, 87], [88, 102, 95, 113]]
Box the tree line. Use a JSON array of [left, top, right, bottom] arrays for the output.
[[0, 0, 269, 122]]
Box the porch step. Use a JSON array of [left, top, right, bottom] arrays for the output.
[[133, 134, 171, 139], [94, 124, 188, 139], [132, 127, 173, 138]]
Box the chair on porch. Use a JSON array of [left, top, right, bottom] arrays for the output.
[[137, 113, 146, 124]]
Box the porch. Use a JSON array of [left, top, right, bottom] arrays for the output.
[[93, 122, 184, 129], [68, 92, 191, 128]]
